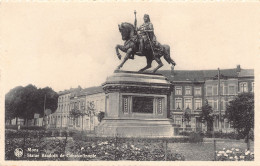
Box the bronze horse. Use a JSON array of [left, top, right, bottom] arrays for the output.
[[115, 22, 176, 73]]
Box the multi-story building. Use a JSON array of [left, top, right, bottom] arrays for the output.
[[34, 65, 254, 133], [160, 70, 206, 132], [159, 65, 254, 133], [84, 86, 105, 131], [204, 68, 239, 133], [46, 86, 82, 129]]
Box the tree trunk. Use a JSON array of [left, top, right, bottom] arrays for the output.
[[82, 115, 84, 132], [246, 134, 250, 150]]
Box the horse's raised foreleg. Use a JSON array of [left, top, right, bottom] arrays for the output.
[[115, 44, 127, 60], [152, 57, 163, 73], [138, 57, 152, 72], [116, 48, 133, 70]]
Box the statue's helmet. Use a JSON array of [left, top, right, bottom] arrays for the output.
[[143, 14, 150, 22]]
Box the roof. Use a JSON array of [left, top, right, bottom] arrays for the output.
[[82, 86, 104, 95], [158, 68, 239, 82], [238, 69, 254, 77], [58, 86, 82, 95]]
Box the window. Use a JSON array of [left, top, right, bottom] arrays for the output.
[[240, 82, 248, 93], [76, 117, 80, 126], [69, 117, 73, 125], [252, 82, 254, 92], [194, 98, 202, 110], [184, 98, 192, 109], [81, 101, 85, 110], [213, 86, 218, 95], [175, 86, 182, 95], [57, 116, 60, 124], [75, 102, 78, 109], [206, 86, 213, 96], [220, 85, 224, 95], [224, 119, 230, 128], [194, 87, 201, 96], [220, 100, 226, 110], [213, 99, 218, 110], [175, 98, 182, 110], [208, 99, 217, 110], [174, 115, 182, 125], [185, 86, 191, 95], [224, 86, 228, 95], [228, 85, 236, 95]]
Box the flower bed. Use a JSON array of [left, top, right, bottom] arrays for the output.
[[68, 138, 185, 161], [216, 148, 254, 161], [5, 129, 185, 161]]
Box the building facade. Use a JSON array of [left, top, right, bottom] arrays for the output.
[[160, 65, 254, 133], [9, 65, 253, 134]]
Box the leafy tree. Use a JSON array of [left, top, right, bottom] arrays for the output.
[[5, 84, 58, 125], [198, 100, 214, 131], [182, 112, 191, 126], [69, 108, 83, 129], [226, 93, 254, 150], [69, 101, 96, 131], [5, 86, 24, 124], [98, 112, 105, 122]]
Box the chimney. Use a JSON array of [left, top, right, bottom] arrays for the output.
[[236, 65, 241, 72], [171, 65, 175, 77]]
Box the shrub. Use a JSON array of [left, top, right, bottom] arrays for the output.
[[60, 130, 68, 137], [53, 130, 60, 137], [45, 130, 52, 137], [188, 132, 203, 143], [69, 131, 75, 137]]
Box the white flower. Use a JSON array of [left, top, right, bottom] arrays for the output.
[[218, 151, 225, 154], [234, 156, 238, 159], [229, 157, 234, 160], [250, 152, 254, 155], [217, 154, 221, 157], [231, 148, 235, 151], [223, 148, 226, 151], [245, 151, 250, 155], [226, 150, 232, 153], [81, 147, 84, 150], [240, 156, 245, 159], [235, 149, 239, 152], [224, 153, 228, 157]]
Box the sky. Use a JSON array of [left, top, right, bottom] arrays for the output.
[[1, 2, 260, 93]]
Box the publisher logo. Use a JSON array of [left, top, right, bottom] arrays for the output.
[[14, 148, 23, 158]]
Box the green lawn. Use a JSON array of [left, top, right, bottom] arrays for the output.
[[168, 138, 254, 161]]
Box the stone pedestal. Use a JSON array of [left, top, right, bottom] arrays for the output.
[[96, 70, 178, 137]]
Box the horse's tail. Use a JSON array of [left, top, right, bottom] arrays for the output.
[[162, 45, 176, 66]]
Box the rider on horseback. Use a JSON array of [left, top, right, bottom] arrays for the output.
[[129, 14, 157, 59]]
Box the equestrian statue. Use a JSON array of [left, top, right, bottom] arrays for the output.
[[115, 11, 176, 73]]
